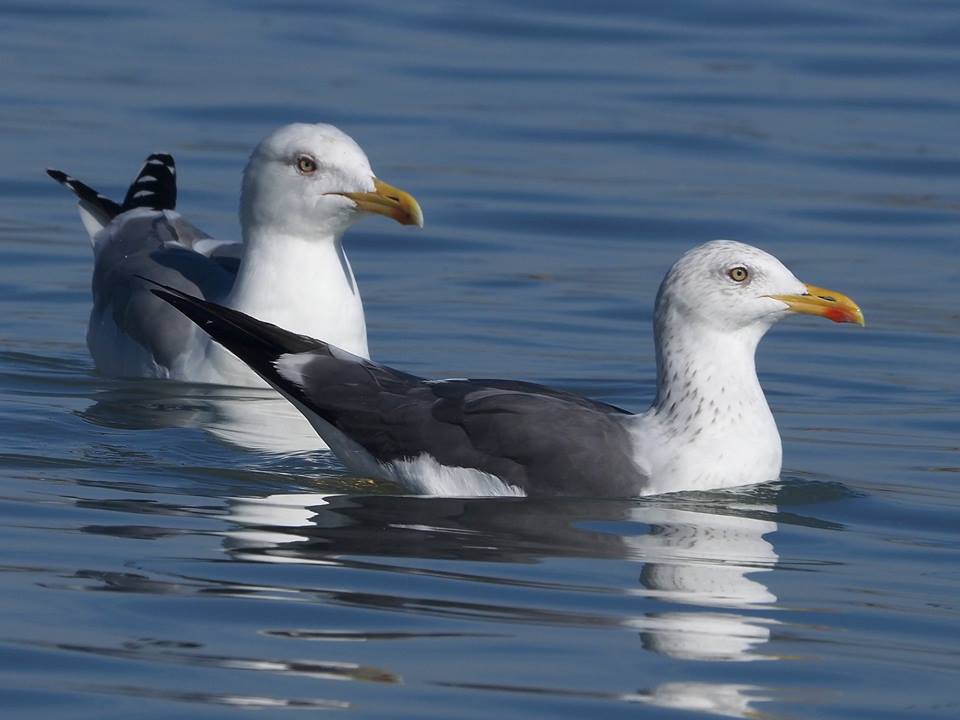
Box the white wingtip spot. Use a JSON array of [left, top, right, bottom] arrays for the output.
[[274, 353, 313, 388]]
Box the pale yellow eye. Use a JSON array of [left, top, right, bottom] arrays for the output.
[[728, 266, 749, 282], [297, 156, 317, 174]]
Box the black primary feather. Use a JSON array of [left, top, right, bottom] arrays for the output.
[[47, 152, 177, 226], [45, 168, 123, 220], [121, 153, 176, 212]]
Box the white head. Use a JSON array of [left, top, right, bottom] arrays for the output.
[[239, 123, 423, 239], [654, 240, 864, 339]]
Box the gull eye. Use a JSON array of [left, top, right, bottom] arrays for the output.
[[296, 155, 317, 174], [728, 266, 749, 283]]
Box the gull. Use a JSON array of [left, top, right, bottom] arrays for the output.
[[147, 240, 863, 497], [47, 123, 423, 386]]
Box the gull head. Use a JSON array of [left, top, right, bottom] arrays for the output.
[[239, 123, 423, 238], [655, 240, 864, 335]]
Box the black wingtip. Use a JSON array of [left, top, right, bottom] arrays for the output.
[[121, 152, 177, 212], [46, 166, 123, 219], [137, 274, 193, 309]]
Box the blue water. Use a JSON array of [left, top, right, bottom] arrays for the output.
[[1, 1, 958, 717]]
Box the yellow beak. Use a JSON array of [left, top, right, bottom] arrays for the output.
[[769, 283, 865, 326], [330, 178, 424, 228]]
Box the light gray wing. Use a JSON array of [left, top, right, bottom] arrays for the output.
[[90, 210, 239, 369]]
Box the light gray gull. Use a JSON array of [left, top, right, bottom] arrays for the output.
[[147, 240, 864, 497], [47, 122, 423, 386]]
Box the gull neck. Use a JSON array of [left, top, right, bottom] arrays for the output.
[[227, 227, 369, 359]]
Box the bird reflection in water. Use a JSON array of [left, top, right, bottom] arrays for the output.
[[221, 489, 793, 718], [81, 381, 332, 454]]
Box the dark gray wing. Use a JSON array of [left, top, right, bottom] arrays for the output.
[[351, 378, 643, 496], [149, 282, 646, 497]]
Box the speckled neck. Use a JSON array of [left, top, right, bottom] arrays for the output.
[[626, 303, 782, 495], [650, 304, 769, 433]]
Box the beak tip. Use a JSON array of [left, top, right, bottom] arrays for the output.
[[771, 284, 865, 328], [825, 307, 866, 326], [396, 210, 423, 228], [339, 179, 424, 228], [403, 197, 424, 228]]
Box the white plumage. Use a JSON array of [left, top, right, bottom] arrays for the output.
[[153, 239, 864, 497], [53, 123, 423, 387]]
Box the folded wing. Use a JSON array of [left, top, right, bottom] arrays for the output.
[[49, 154, 242, 374], [150, 282, 647, 496]]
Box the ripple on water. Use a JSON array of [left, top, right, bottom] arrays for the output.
[[1, 0, 959, 718]]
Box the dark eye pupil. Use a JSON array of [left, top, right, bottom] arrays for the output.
[[730, 267, 747, 281], [298, 157, 315, 172]]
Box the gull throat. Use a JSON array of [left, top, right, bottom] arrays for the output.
[[630, 300, 781, 495], [227, 229, 367, 360]]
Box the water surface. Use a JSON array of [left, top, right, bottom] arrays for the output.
[[1, 1, 958, 718]]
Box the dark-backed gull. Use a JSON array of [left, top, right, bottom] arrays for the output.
[[149, 240, 863, 496]]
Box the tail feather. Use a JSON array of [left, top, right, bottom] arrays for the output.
[[121, 153, 176, 212]]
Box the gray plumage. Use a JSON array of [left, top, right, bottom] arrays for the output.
[[147, 280, 647, 497], [146, 240, 864, 497], [295, 372, 641, 496], [48, 153, 244, 376], [90, 211, 239, 370], [47, 123, 425, 387]]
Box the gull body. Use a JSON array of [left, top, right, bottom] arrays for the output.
[[48, 123, 423, 387], [151, 240, 863, 497]]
